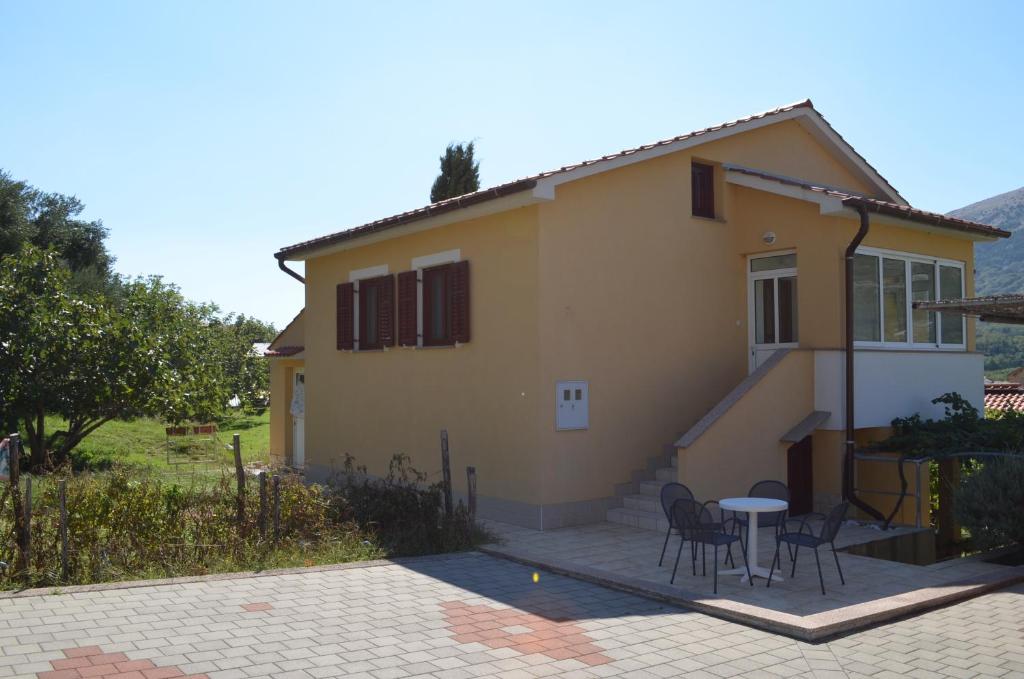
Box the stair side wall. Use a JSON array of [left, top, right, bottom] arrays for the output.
[[677, 350, 815, 503]]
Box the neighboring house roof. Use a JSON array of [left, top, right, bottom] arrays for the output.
[[913, 294, 1024, 324], [725, 165, 1011, 241], [264, 345, 304, 357], [252, 342, 271, 356], [277, 99, 922, 261], [985, 382, 1024, 411], [266, 309, 305, 357]]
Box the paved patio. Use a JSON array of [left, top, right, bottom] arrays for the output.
[[1, 552, 1023, 678], [481, 519, 1024, 640]]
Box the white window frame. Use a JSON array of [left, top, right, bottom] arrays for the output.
[[853, 246, 966, 351], [409, 251, 461, 348], [347, 264, 389, 352], [747, 250, 799, 359]]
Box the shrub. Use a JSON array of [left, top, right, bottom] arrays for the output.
[[955, 456, 1024, 551], [0, 467, 380, 589], [330, 453, 490, 556]]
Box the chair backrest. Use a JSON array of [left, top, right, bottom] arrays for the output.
[[671, 498, 716, 538], [748, 480, 790, 526], [748, 480, 789, 502], [660, 482, 695, 522], [819, 502, 849, 542]]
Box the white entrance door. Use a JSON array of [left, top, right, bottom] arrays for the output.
[[748, 252, 799, 372], [290, 370, 305, 468]]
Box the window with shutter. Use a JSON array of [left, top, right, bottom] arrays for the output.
[[421, 260, 470, 346], [451, 260, 470, 344], [336, 282, 354, 350], [358, 275, 395, 350], [397, 270, 418, 347], [691, 162, 715, 219], [423, 265, 451, 346]]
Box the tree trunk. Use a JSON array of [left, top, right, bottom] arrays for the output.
[[25, 406, 47, 471]]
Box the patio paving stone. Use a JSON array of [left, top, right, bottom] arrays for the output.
[[0, 551, 1021, 678], [481, 518, 1024, 639]]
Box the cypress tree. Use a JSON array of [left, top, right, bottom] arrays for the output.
[[430, 142, 481, 203]]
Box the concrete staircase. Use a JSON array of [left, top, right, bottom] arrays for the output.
[[606, 454, 676, 532]]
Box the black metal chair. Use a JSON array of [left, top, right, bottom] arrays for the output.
[[767, 502, 849, 595], [670, 498, 750, 593], [733, 480, 790, 551], [657, 482, 695, 566]]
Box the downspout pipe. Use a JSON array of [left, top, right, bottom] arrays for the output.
[[276, 254, 306, 284], [843, 205, 885, 522]]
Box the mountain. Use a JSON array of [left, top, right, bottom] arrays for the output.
[[948, 186, 1024, 295], [948, 187, 1024, 379]]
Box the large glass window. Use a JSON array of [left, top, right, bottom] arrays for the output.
[[940, 265, 964, 345], [882, 258, 907, 342], [853, 249, 965, 348], [853, 254, 880, 342]]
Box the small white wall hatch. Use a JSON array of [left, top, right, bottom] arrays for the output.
[[556, 380, 589, 431]]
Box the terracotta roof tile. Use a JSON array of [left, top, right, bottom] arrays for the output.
[[984, 382, 1024, 411], [277, 101, 827, 259], [276, 99, 1005, 259]]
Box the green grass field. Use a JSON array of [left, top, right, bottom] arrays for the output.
[[44, 411, 271, 481]]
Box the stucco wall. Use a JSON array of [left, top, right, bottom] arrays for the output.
[[676, 350, 815, 502], [302, 205, 544, 525], [268, 358, 303, 465]]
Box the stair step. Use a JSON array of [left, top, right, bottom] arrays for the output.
[[655, 467, 676, 482], [607, 507, 670, 532], [623, 494, 662, 513], [638, 480, 665, 496]]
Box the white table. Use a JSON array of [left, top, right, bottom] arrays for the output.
[[718, 497, 789, 582]]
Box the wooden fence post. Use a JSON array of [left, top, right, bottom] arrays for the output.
[[23, 475, 32, 571], [258, 472, 268, 537], [59, 479, 68, 581], [272, 474, 281, 544], [440, 430, 453, 519], [233, 434, 246, 529], [7, 434, 26, 573], [466, 466, 476, 521]]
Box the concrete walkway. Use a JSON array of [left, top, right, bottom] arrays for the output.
[[481, 520, 1024, 640], [1, 552, 1022, 678]]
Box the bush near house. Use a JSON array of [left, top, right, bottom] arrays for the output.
[[872, 393, 1024, 551], [0, 455, 489, 589]]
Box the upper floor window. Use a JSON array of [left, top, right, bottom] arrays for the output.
[[335, 273, 395, 351], [691, 162, 715, 219], [853, 248, 965, 349]]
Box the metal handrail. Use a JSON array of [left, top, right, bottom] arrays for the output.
[[854, 450, 1022, 529], [853, 452, 929, 528]]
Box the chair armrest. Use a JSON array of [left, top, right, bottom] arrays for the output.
[[785, 512, 824, 536]]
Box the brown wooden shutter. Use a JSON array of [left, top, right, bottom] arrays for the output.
[[336, 282, 354, 350], [378, 274, 396, 347], [450, 260, 470, 343], [397, 270, 418, 347]]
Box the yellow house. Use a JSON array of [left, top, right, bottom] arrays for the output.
[[268, 100, 1009, 530]]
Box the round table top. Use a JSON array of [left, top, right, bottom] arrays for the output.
[[719, 497, 789, 512]]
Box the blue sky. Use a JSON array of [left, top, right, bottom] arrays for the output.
[[2, 1, 1022, 328]]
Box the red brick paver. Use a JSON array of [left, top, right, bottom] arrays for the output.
[[240, 601, 273, 612], [440, 600, 612, 666], [38, 648, 207, 679]]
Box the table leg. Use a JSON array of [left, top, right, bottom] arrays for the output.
[[720, 511, 783, 582]]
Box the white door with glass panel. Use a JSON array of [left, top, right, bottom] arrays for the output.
[[748, 252, 798, 372], [290, 370, 305, 468]]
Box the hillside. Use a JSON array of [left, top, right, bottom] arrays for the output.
[[948, 187, 1024, 378], [949, 186, 1024, 295]]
